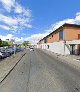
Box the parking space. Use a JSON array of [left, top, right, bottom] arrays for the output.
[[0, 47, 24, 60]]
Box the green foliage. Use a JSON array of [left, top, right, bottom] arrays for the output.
[[22, 42, 27, 47], [8, 42, 13, 46], [22, 41, 31, 47], [0, 39, 2, 47], [0, 39, 14, 47], [1, 41, 9, 46], [16, 44, 21, 47]]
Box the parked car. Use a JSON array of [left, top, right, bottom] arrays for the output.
[[0, 52, 6, 59], [16, 48, 21, 52], [7, 48, 14, 54], [5, 50, 12, 56], [4, 51, 11, 57], [0, 49, 10, 57]]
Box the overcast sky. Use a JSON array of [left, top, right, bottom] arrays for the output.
[[0, 0, 80, 44]]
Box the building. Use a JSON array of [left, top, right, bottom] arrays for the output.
[[38, 23, 80, 55]]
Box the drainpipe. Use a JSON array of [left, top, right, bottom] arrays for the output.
[[63, 30, 66, 55], [64, 40, 66, 55]]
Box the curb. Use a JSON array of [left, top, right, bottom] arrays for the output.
[[0, 52, 26, 84]]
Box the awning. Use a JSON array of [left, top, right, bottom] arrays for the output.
[[66, 40, 80, 45]]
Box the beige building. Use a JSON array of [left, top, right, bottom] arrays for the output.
[[38, 23, 80, 55]]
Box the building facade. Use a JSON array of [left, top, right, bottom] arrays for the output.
[[37, 23, 80, 55]]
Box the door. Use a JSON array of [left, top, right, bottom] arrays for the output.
[[78, 44, 80, 55], [78, 34, 80, 55], [70, 45, 75, 55], [47, 45, 49, 49], [78, 34, 80, 39]]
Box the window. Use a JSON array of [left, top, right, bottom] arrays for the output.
[[59, 30, 64, 40], [44, 38, 47, 43], [78, 34, 80, 39]]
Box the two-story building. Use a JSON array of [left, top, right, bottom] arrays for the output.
[[37, 23, 80, 55]]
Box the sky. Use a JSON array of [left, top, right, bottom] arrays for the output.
[[0, 0, 80, 44]]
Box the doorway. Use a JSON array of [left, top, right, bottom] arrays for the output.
[[70, 45, 75, 55], [78, 34, 80, 39], [78, 44, 80, 55], [47, 45, 49, 49]]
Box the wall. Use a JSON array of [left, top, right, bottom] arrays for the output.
[[40, 26, 80, 45], [64, 27, 80, 41], [41, 42, 70, 55], [48, 34, 54, 43], [48, 32, 59, 43], [39, 25, 80, 47]]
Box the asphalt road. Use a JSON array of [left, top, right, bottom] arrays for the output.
[[0, 49, 80, 92]]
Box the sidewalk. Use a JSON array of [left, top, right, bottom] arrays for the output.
[[40, 49, 80, 71], [0, 51, 26, 83]]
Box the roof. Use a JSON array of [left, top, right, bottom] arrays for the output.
[[39, 23, 80, 42]]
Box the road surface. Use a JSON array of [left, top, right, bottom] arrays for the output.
[[0, 49, 80, 92]]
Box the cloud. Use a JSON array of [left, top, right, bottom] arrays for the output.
[[24, 24, 32, 28], [14, 37, 24, 44], [52, 19, 75, 31], [0, 12, 32, 32], [52, 12, 80, 30], [22, 33, 27, 36], [0, 25, 10, 30], [0, 34, 24, 44], [0, 0, 15, 12], [0, 34, 14, 41], [0, 0, 32, 17], [14, 2, 23, 14], [0, 13, 26, 32], [25, 32, 49, 44], [0, 14, 18, 26], [14, 2, 32, 17], [0, 0, 32, 33]]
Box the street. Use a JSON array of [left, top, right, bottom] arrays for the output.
[[0, 49, 80, 92]]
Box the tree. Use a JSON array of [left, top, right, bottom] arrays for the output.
[[22, 41, 30, 47], [1, 41, 9, 46], [0, 39, 2, 47], [22, 42, 27, 47], [8, 42, 13, 46]]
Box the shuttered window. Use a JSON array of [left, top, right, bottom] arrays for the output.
[[59, 31, 64, 40]]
